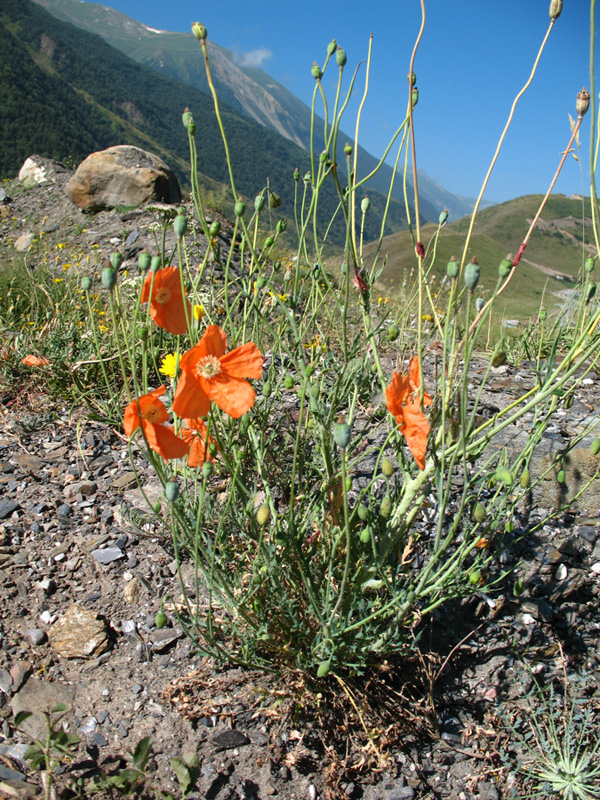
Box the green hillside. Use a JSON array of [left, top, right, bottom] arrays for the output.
[[1, 0, 420, 246], [365, 194, 594, 322]]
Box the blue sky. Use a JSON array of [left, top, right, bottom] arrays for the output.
[[88, 0, 591, 204]]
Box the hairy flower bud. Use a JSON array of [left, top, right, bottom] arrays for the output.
[[361, 197, 371, 214], [447, 257, 459, 279], [549, 0, 562, 20], [311, 62, 322, 80], [585, 256, 595, 274], [173, 212, 187, 239], [81, 276, 92, 291], [191, 22, 207, 40], [344, 143, 352, 156], [464, 258, 480, 292], [254, 194, 265, 213], [138, 252, 151, 272], [336, 48, 347, 67], [182, 108, 194, 130], [235, 200, 246, 218], [576, 87, 590, 117], [327, 40, 337, 56], [498, 255, 513, 279], [110, 251, 123, 270], [439, 209, 448, 226], [101, 266, 117, 291], [276, 218, 287, 234], [209, 220, 220, 237], [411, 87, 419, 108]]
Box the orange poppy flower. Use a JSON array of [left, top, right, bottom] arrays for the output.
[[181, 417, 217, 468], [123, 385, 190, 461], [385, 356, 431, 471], [141, 267, 191, 335], [173, 325, 263, 419], [22, 355, 50, 367]]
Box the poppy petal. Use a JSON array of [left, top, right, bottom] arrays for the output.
[[204, 372, 256, 418], [398, 402, 430, 471], [142, 421, 190, 461], [173, 369, 211, 419], [385, 372, 410, 418], [220, 342, 264, 379]]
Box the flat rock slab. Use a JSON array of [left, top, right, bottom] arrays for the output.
[[11, 678, 76, 739], [49, 604, 110, 659]]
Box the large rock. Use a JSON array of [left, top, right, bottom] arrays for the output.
[[66, 145, 180, 212], [48, 604, 110, 658]]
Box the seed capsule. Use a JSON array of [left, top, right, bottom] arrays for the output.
[[360, 528, 371, 544], [387, 324, 399, 342], [591, 438, 600, 455], [254, 194, 265, 213], [496, 466, 514, 487], [110, 251, 123, 270], [150, 256, 161, 273], [447, 257, 459, 279], [498, 256, 513, 279], [269, 192, 281, 209], [336, 48, 347, 67], [276, 218, 287, 233], [327, 40, 337, 56], [235, 200, 246, 218], [284, 374, 294, 389], [586, 281, 596, 304], [539, 309, 547, 321], [520, 469, 530, 489], [173, 213, 187, 239], [464, 259, 480, 292], [264, 236, 274, 249], [202, 462, 213, 479], [138, 252, 151, 272], [585, 256, 595, 274], [311, 62, 322, 80], [361, 197, 371, 214], [577, 87, 590, 117], [469, 570, 482, 586], [557, 469, 565, 484], [333, 420, 352, 449], [101, 266, 117, 291], [209, 220, 221, 237], [294, 167, 300, 182], [165, 481, 179, 502], [192, 22, 207, 40], [549, 0, 562, 19], [381, 458, 395, 477], [256, 504, 271, 526], [411, 87, 419, 108], [317, 660, 330, 678], [182, 108, 194, 130], [380, 495, 391, 518], [344, 143, 352, 156], [473, 502, 486, 524], [81, 276, 92, 291], [439, 209, 448, 226], [357, 504, 369, 521]]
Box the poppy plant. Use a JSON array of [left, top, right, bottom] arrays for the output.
[[173, 325, 263, 419], [123, 386, 190, 462], [141, 267, 191, 335], [385, 357, 431, 471], [181, 417, 217, 468]]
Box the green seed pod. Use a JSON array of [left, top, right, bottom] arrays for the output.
[[576, 88, 590, 117], [256, 276, 267, 290], [276, 218, 287, 234], [284, 374, 294, 389], [585, 256, 595, 274], [256, 504, 271, 526], [273, 261, 281, 272], [539, 309, 547, 321], [549, 0, 562, 19], [150, 256, 161, 273], [357, 504, 369, 522], [165, 481, 179, 502], [173, 213, 187, 239], [345, 476, 352, 491], [311, 62, 322, 80], [152, 500, 162, 514], [305, 365, 315, 377], [209, 220, 221, 237], [303, 171, 311, 183], [264, 236, 274, 249], [496, 466, 514, 487], [505, 519, 514, 533], [235, 200, 246, 218], [110, 251, 123, 270], [202, 461, 214, 479], [361, 197, 371, 214], [408, 71, 417, 86], [192, 22, 207, 40], [262, 381, 272, 398], [269, 192, 281, 209], [380, 495, 391, 519], [590, 438, 600, 455], [101, 266, 117, 291], [386, 324, 400, 342], [208, 442, 218, 458], [319, 150, 329, 165], [464, 259, 480, 292], [81, 276, 92, 291], [439, 209, 448, 226], [344, 143, 352, 156], [473, 502, 486, 524], [138, 252, 151, 272], [557, 469, 565, 484], [381, 458, 395, 477], [254, 194, 265, 213], [155, 604, 167, 629], [336, 48, 347, 67], [520, 469, 530, 489], [294, 167, 300, 182], [333, 421, 352, 449], [182, 108, 194, 130], [475, 297, 485, 313], [317, 660, 330, 678], [498, 256, 513, 279], [411, 87, 419, 108], [327, 40, 337, 56], [469, 569, 482, 586], [586, 281, 596, 304], [137, 325, 148, 341], [360, 527, 371, 544], [447, 257, 459, 279]]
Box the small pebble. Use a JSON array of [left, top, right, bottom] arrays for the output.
[[57, 504, 72, 517], [23, 628, 47, 646]]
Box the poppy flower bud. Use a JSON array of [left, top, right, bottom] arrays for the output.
[[361, 197, 371, 214], [192, 22, 207, 40], [173, 212, 187, 239], [269, 191, 281, 209], [387, 324, 399, 342], [209, 220, 220, 237], [304, 171, 311, 183], [317, 660, 331, 678], [138, 252, 151, 272], [498, 256, 513, 279], [549, 0, 562, 20], [327, 40, 337, 56], [81, 276, 92, 291], [311, 62, 322, 80], [381, 458, 395, 477], [333, 418, 352, 449], [165, 481, 179, 502], [464, 258, 480, 292], [586, 280, 596, 304], [539, 309, 547, 321], [520, 469, 530, 488], [496, 466, 514, 487], [408, 71, 417, 86], [182, 108, 194, 129], [264, 236, 274, 248], [155, 603, 167, 629], [380, 495, 391, 518], [101, 266, 117, 291], [473, 502, 486, 523], [585, 256, 595, 273], [254, 194, 265, 213], [411, 87, 419, 108], [344, 143, 352, 156], [202, 462, 213, 478], [475, 297, 485, 313], [590, 438, 600, 455], [576, 87, 590, 117], [110, 251, 123, 270], [235, 200, 246, 218], [336, 48, 347, 67], [276, 218, 287, 234], [439, 209, 448, 226], [447, 257, 459, 279], [150, 256, 161, 273], [256, 504, 270, 526], [294, 167, 300, 182], [557, 469, 565, 484]]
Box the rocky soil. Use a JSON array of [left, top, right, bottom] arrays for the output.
[[1, 157, 600, 800]]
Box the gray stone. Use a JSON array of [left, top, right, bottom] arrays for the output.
[[0, 668, 12, 694], [66, 145, 180, 213], [0, 500, 19, 520], [211, 729, 249, 751], [63, 480, 97, 500], [151, 627, 183, 652], [13, 233, 35, 253], [11, 678, 75, 739], [91, 546, 124, 564], [57, 503, 72, 517], [22, 629, 47, 647]]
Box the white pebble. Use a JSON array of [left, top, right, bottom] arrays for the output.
[[522, 613, 536, 625], [591, 563, 600, 574], [554, 563, 567, 581]]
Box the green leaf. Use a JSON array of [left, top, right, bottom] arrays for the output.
[[50, 703, 68, 713], [14, 710, 34, 728], [131, 735, 154, 770], [170, 757, 192, 793]]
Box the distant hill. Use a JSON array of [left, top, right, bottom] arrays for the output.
[[364, 194, 593, 321], [1, 0, 432, 247], [32, 0, 477, 223]]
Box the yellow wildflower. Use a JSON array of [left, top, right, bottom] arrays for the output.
[[193, 304, 205, 322], [159, 353, 179, 379]]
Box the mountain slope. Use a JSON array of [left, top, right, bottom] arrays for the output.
[[32, 0, 476, 222], [1, 0, 421, 246]]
